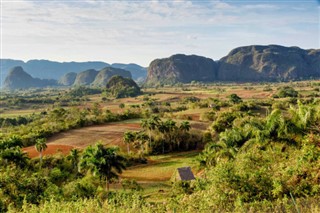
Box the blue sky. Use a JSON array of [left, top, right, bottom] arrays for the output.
[[1, 0, 319, 66]]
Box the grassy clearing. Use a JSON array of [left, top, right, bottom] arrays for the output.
[[116, 151, 200, 202], [0, 110, 39, 118], [121, 151, 200, 181]]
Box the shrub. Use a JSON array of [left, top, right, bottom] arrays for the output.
[[228, 94, 242, 104], [274, 86, 298, 98]]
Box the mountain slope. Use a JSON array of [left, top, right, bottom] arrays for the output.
[[145, 45, 320, 86], [58, 72, 77, 86], [92, 67, 132, 86], [73, 69, 98, 86], [0, 59, 146, 84], [218, 45, 320, 81], [111, 63, 147, 81], [3, 66, 57, 90], [146, 54, 218, 85]]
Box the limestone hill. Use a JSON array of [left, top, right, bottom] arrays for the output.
[[3, 66, 57, 90]]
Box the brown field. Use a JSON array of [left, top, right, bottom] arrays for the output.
[[23, 122, 141, 158], [47, 123, 141, 148], [23, 144, 74, 158]]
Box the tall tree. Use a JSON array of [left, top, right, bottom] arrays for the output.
[[134, 131, 149, 156], [179, 121, 191, 133], [35, 138, 47, 166], [165, 119, 177, 152], [79, 143, 126, 192], [157, 121, 168, 154], [178, 121, 191, 150], [123, 131, 135, 154], [141, 115, 160, 153]]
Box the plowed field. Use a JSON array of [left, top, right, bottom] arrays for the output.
[[23, 122, 141, 158]]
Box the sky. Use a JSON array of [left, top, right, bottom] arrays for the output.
[[1, 0, 319, 66]]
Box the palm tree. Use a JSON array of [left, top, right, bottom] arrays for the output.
[[178, 121, 191, 150], [157, 121, 168, 154], [198, 141, 236, 168], [79, 143, 126, 192], [68, 148, 80, 172], [0, 147, 29, 168], [141, 115, 160, 153], [123, 131, 135, 154], [0, 135, 23, 149], [134, 131, 149, 156], [164, 119, 177, 152], [35, 138, 47, 166], [289, 101, 316, 133], [179, 121, 191, 133]]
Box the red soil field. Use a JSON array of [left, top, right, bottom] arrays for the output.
[[23, 122, 141, 158], [23, 144, 74, 158]]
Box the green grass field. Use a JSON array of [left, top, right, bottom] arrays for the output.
[[116, 151, 200, 202], [121, 151, 200, 181]]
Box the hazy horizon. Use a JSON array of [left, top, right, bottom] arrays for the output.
[[1, 0, 319, 67]]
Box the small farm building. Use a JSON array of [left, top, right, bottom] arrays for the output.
[[172, 167, 195, 181]]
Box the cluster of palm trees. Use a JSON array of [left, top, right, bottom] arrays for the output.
[[199, 101, 320, 168], [123, 115, 191, 155]]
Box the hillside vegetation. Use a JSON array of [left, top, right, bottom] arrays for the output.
[[0, 81, 319, 212]]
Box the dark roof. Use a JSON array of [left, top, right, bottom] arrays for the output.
[[177, 167, 195, 181]]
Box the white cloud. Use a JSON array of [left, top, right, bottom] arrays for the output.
[[1, 0, 319, 65]]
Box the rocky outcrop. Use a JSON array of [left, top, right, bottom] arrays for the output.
[[218, 45, 320, 81], [73, 69, 98, 86], [3, 66, 57, 90], [58, 72, 77, 86], [146, 54, 218, 85], [92, 67, 132, 86], [144, 45, 320, 86]]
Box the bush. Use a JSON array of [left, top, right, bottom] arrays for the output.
[[228, 94, 242, 104], [274, 86, 298, 98]]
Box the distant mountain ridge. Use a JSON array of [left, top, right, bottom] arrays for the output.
[[146, 45, 320, 85], [3, 66, 133, 90], [3, 66, 57, 89], [0, 59, 147, 86], [2, 44, 319, 89]]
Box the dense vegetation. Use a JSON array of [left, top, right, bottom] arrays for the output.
[[0, 81, 319, 212], [106, 75, 141, 98]]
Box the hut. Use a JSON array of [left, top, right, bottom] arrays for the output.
[[172, 167, 195, 182]]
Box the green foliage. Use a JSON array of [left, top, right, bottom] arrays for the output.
[[274, 86, 299, 98], [211, 111, 239, 133], [171, 181, 194, 195], [79, 143, 127, 191], [1, 84, 320, 212], [228, 93, 242, 104], [63, 176, 97, 200], [106, 75, 141, 98], [195, 100, 320, 210], [121, 179, 143, 191], [68, 86, 101, 97]]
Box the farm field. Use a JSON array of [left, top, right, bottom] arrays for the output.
[[1, 81, 320, 212]]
